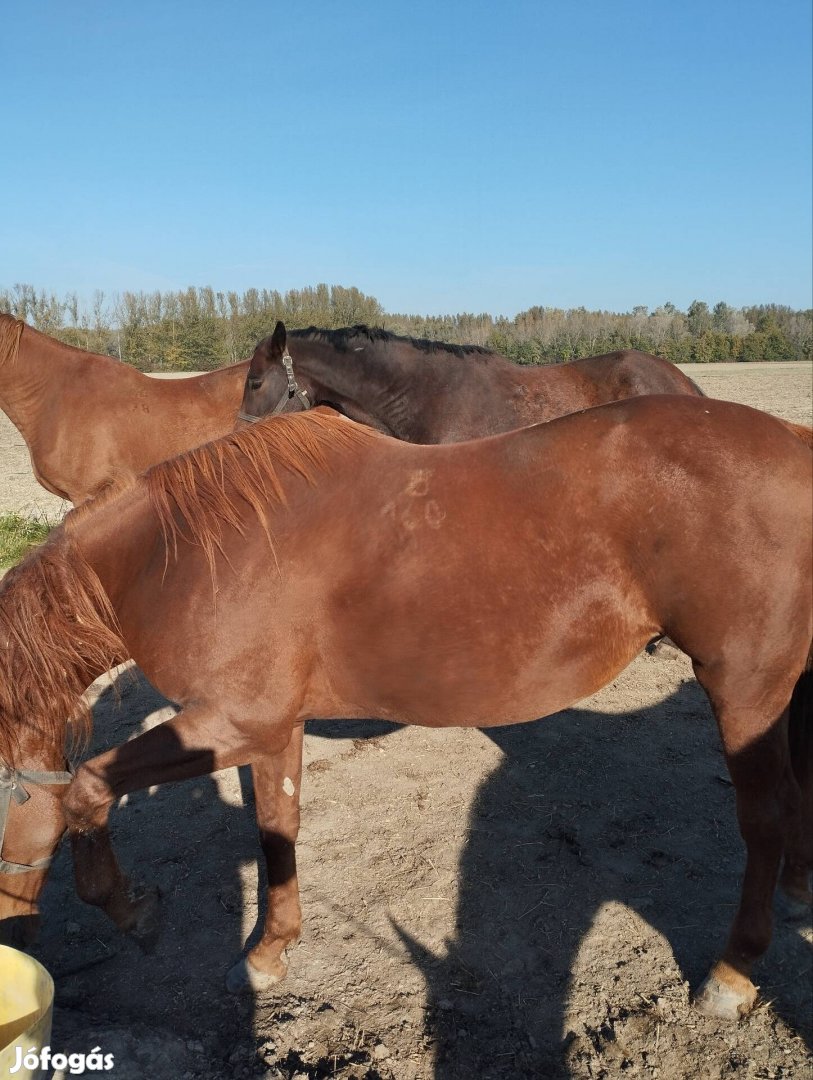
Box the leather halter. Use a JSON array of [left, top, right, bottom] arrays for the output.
[[0, 762, 73, 874], [238, 349, 311, 424]]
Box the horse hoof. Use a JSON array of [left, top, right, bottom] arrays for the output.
[[225, 956, 287, 995], [694, 973, 757, 1020], [125, 885, 161, 952]]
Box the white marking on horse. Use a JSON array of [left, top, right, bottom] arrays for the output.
[[406, 470, 431, 497]]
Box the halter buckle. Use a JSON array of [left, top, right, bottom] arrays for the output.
[[240, 350, 312, 422]]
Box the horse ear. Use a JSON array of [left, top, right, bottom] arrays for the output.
[[252, 321, 287, 372], [271, 320, 287, 356]]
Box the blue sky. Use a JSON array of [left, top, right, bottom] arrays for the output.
[[2, 1, 811, 317]]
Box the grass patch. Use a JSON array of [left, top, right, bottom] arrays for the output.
[[0, 512, 54, 568]]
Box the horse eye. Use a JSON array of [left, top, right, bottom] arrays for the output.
[[248, 378, 263, 391]]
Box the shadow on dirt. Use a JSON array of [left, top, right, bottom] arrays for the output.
[[396, 685, 812, 1077]]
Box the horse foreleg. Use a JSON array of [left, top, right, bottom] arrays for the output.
[[692, 672, 799, 1019], [63, 704, 272, 945], [69, 828, 161, 948], [226, 724, 304, 993]]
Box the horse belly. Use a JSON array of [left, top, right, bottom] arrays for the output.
[[325, 582, 654, 730]]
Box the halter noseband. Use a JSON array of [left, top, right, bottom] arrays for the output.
[[238, 349, 312, 425], [0, 763, 73, 874]]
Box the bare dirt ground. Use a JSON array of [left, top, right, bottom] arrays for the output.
[[1, 363, 811, 1080]]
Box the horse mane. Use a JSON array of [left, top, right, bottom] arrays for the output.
[[0, 534, 129, 768], [147, 408, 381, 579], [291, 325, 494, 359], [0, 313, 24, 367]]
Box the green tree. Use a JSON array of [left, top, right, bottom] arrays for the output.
[[687, 300, 712, 335]]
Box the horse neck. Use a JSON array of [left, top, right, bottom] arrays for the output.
[[0, 323, 44, 431], [0, 323, 81, 435], [292, 336, 458, 439], [67, 480, 159, 612]]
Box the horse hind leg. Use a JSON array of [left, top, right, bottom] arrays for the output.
[[779, 667, 813, 913], [691, 660, 803, 1020]]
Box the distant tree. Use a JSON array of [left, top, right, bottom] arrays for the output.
[[663, 337, 694, 364], [687, 300, 712, 335], [712, 301, 734, 332], [1, 283, 809, 370]]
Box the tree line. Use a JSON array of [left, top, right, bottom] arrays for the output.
[[1, 283, 809, 371]]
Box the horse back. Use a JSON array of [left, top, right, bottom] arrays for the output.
[[75, 398, 812, 728]]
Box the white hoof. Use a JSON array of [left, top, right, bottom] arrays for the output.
[[694, 973, 757, 1019], [225, 956, 286, 995]]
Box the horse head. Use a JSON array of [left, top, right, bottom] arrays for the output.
[[239, 321, 312, 424]]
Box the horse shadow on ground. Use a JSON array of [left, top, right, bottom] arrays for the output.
[[311, 679, 812, 1078], [433, 709, 811, 1076], [31, 668, 812, 1080]]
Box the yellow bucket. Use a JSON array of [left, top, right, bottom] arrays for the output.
[[0, 945, 54, 1079]]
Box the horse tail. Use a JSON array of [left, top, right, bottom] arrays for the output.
[[788, 639, 813, 789]]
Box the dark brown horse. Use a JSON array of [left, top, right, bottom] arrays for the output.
[[0, 314, 248, 503], [239, 322, 705, 439], [0, 399, 810, 1021]]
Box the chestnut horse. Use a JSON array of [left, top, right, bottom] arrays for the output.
[[0, 400, 810, 1021], [1, 313, 705, 504], [0, 314, 248, 502]]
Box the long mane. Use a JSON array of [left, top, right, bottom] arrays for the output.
[[0, 314, 23, 367], [147, 408, 381, 577], [0, 535, 129, 767]]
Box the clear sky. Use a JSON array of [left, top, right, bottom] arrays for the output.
[[2, 1, 811, 317]]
